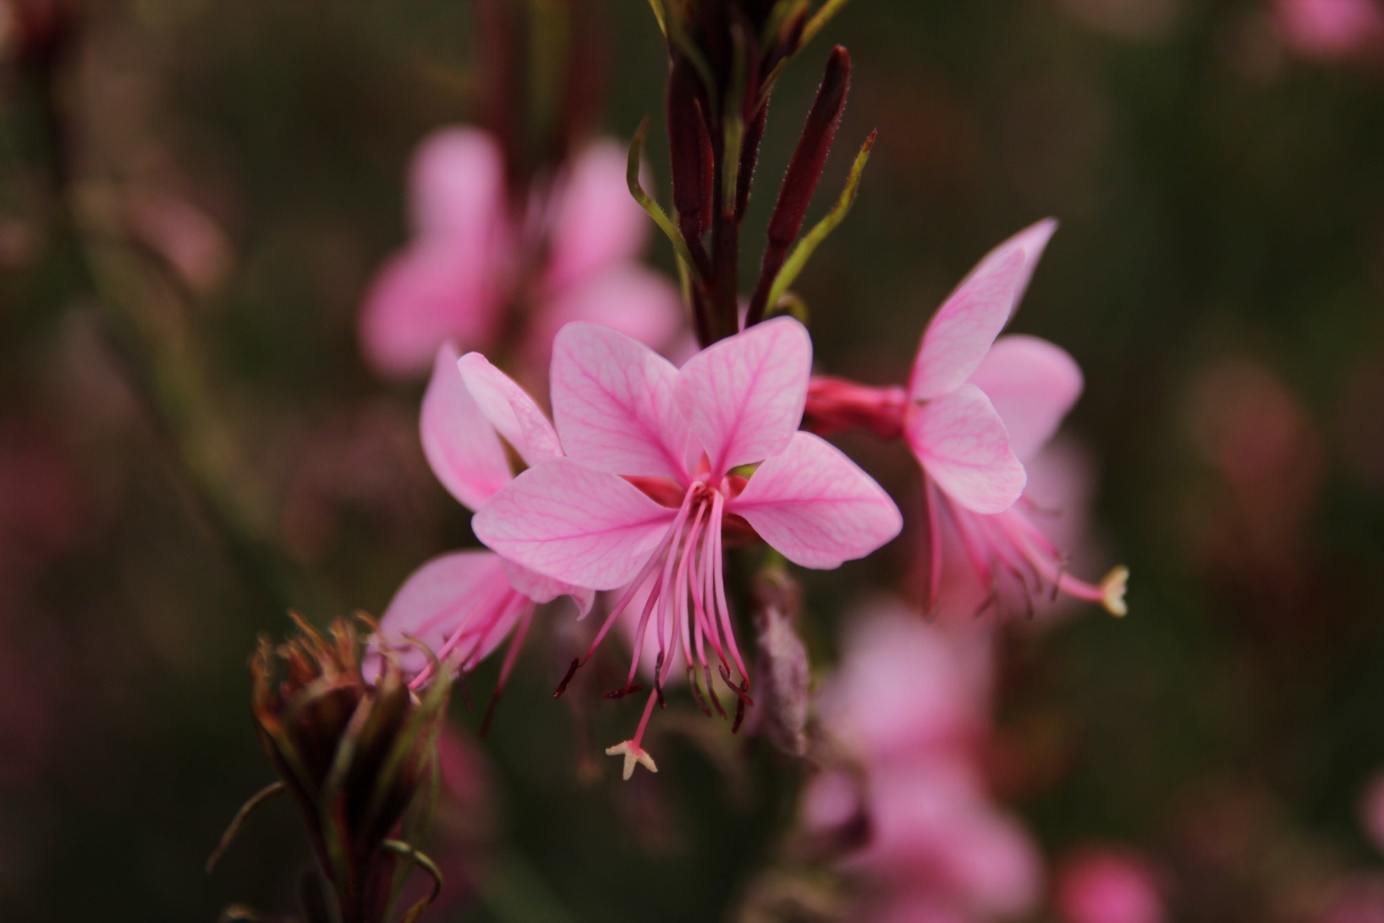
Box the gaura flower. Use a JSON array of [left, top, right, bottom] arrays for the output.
[[359, 128, 682, 378], [1054, 847, 1164, 923], [370, 344, 591, 712], [803, 599, 1042, 922], [471, 318, 903, 778], [804, 219, 1127, 617]]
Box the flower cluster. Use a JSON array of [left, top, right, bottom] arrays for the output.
[[363, 2, 1127, 784]]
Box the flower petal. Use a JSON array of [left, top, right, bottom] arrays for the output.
[[675, 316, 812, 479], [501, 559, 595, 617], [408, 127, 508, 242], [968, 335, 1083, 461], [456, 352, 563, 467], [420, 344, 512, 511], [372, 550, 525, 676], [906, 384, 1026, 514], [544, 139, 651, 292], [473, 459, 676, 590], [909, 219, 1057, 400], [731, 432, 903, 569], [359, 243, 500, 377], [550, 322, 689, 481]]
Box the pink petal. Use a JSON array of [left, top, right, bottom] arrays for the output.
[[968, 334, 1083, 461], [909, 219, 1058, 400], [550, 323, 689, 481], [527, 265, 685, 366], [675, 317, 812, 479], [372, 550, 526, 676], [456, 352, 563, 467], [906, 384, 1026, 514], [408, 127, 508, 242], [501, 559, 595, 617], [472, 459, 676, 590], [544, 139, 651, 292], [731, 432, 903, 569], [359, 243, 500, 377], [420, 344, 512, 511]]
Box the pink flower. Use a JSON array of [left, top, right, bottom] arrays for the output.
[[805, 219, 1127, 618], [1055, 848, 1164, 923], [804, 599, 1043, 921], [471, 318, 902, 777], [370, 344, 591, 701], [359, 128, 683, 378], [1276, 0, 1384, 59]]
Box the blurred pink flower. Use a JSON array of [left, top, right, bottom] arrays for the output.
[[1361, 772, 1384, 856], [805, 599, 1042, 921], [1276, 0, 1384, 59], [1319, 874, 1384, 923], [472, 319, 902, 777], [805, 220, 1127, 618], [370, 344, 591, 696], [359, 128, 682, 378], [1055, 848, 1164, 923]]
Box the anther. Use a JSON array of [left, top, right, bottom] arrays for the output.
[[554, 658, 581, 698]]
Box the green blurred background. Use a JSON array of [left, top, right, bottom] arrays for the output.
[[1, 1, 1382, 920]]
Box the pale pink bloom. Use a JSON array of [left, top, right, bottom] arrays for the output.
[[805, 220, 1127, 618], [1276, 0, 1384, 59], [1361, 772, 1384, 856], [1055, 848, 1164, 923], [805, 600, 1042, 921], [472, 318, 902, 777], [1320, 875, 1384, 923], [370, 345, 591, 696], [359, 127, 682, 378]]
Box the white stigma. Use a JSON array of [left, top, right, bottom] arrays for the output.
[[605, 740, 659, 781]]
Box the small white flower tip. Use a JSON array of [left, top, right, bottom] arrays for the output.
[[605, 740, 658, 781], [1101, 565, 1130, 617]]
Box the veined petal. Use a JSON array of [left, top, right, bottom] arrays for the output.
[[956, 218, 1058, 321], [408, 127, 507, 242], [906, 384, 1026, 514], [373, 550, 523, 676], [545, 139, 651, 293], [731, 432, 903, 569], [359, 243, 499, 377], [909, 219, 1058, 400], [456, 352, 563, 467], [675, 317, 812, 479], [550, 323, 688, 481], [968, 335, 1083, 462], [421, 344, 511, 511], [501, 559, 595, 617], [473, 459, 676, 590]]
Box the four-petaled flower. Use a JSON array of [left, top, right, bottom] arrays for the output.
[[471, 318, 903, 778], [805, 219, 1127, 617]]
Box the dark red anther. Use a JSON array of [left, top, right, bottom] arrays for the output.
[[732, 697, 746, 734], [653, 652, 667, 709], [553, 657, 581, 698], [747, 45, 853, 325], [687, 665, 713, 717], [704, 663, 728, 719], [602, 683, 646, 700], [719, 662, 755, 706]]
